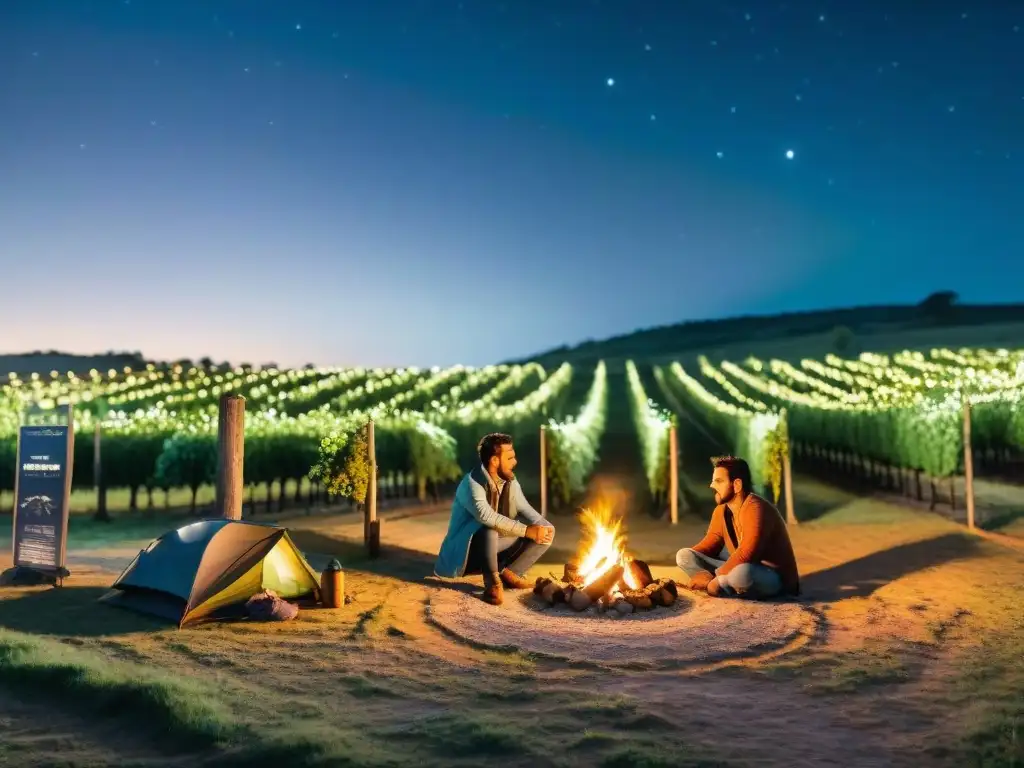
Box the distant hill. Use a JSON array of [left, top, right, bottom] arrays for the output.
[[4, 294, 1023, 379], [509, 294, 1024, 367], [0, 351, 150, 377]]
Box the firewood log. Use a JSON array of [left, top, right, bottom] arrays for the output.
[[659, 588, 676, 607], [534, 577, 551, 596], [615, 600, 635, 615], [540, 580, 568, 604], [620, 589, 653, 610], [661, 579, 678, 599], [642, 582, 663, 599], [583, 565, 624, 601], [626, 558, 654, 588], [563, 561, 582, 586], [569, 589, 592, 612]]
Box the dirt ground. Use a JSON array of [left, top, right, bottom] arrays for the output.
[[1, 475, 1022, 768]]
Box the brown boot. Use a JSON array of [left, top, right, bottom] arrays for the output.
[[482, 571, 504, 606], [686, 571, 714, 592], [500, 568, 533, 590]]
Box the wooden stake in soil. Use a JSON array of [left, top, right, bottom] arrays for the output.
[[669, 424, 679, 525], [365, 420, 378, 551], [93, 420, 109, 521], [539, 424, 548, 518], [216, 393, 245, 520], [963, 400, 976, 531]]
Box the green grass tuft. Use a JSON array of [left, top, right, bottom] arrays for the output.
[[0, 628, 239, 750], [600, 744, 731, 768], [387, 712, 526, 758]]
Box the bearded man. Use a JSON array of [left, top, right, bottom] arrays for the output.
[[676, 456, 800, 599], [433, 432, 555, 605]]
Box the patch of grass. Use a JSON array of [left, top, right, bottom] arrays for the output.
[[349, 602, 386, 638], [479, 647, 536, 676], [758, 645, 914, 694], [943, 630, 1024, 767], [338, 673, 400, 699], [571, 728, 621, 750], [568, 693, 640, 719], [0, 628, 239, 750], [475, 685, 539, 703], [0, 628, 401, 765], [215, 725, 407, 768], [600, 744, 731, 768], [386, 712, 527, 758]]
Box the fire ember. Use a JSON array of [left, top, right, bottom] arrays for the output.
[[533, 506, 678, 615]]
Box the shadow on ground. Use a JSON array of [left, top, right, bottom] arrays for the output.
[[0, 586, 167, 637], [800, 532, 983, 601]]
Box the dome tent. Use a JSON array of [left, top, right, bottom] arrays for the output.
[[99, 519, 321, 627]]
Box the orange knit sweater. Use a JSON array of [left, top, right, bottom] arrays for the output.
[[691, 492, 800, 595]]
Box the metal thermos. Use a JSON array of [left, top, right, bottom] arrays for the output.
[[321, 559, 345, 608]]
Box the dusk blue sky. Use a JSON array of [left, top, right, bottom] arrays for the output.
[[1, 1, 1021, 368]]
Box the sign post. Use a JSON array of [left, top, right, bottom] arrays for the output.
[[4, 404, 75, 586]]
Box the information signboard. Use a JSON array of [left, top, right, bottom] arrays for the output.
[[11, 423, 74, 578]]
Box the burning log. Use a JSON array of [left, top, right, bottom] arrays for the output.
[[562, 561, 583, 587], [626, 558, 654, 588], [583, 564, 625, 602]]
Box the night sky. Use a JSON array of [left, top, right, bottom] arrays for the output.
[[1, 2, 1021, 368]]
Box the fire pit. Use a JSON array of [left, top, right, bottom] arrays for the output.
[[532, 507, 679, 616]]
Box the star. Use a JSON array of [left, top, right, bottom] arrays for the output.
[[948, 105, 956, 113], [295, 23, 302, 31], [716, 151, 724, 159], [606, 77, 615, 87], [649, 114, 656, 121], [644, 43, 651, 51], [730, 106, 737, 113], [150, 120, 157, 127], [785, 149, 795, 159]]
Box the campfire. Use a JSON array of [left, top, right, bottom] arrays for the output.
[[533, 507, 678, 615]]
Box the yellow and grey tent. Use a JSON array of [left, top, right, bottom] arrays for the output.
[[100, 519, 321, 626]]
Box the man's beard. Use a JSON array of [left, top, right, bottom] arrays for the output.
[[716, 488, 734, 505], [498, 467, 515, 482]]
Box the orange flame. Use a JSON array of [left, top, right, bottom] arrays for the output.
[[576, 505, 639, 591]]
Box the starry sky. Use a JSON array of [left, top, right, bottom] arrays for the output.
[[1, 1, 1021, 368]]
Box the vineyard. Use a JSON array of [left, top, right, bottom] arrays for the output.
[[2, 346, 1023, 527]]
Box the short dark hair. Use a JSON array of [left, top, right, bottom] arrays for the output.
[[712, 455, 752, 493], [478, 433, 513, 466]]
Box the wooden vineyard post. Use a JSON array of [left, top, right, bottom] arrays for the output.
[[366, 420, 380, 557], [668, 424, 679, 525], [783, 448, 797, 525], [963, 399, 975, 531], [93, 419, 109, 522], [539, 424, 548, 518], [216, 394, 246, 520]]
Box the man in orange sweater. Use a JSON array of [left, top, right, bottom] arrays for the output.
[[676, 456, 800, 599]]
